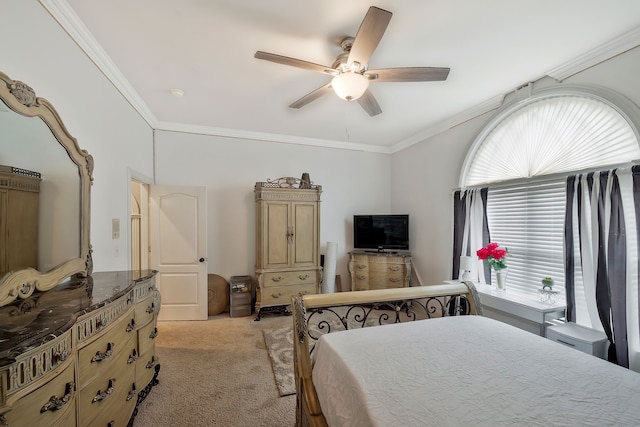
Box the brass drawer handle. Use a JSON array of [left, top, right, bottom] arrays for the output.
[[108, 421, 115, 427], [146, 355, 157, 369], [389, 265, 401, 271], [127, 383, 138, 401], [92, 378, 115, 403], [146, 302, 155, 314], [356, 275, 367, 280], [389, 277, 401, 283], [149, 327, 158, 339], [298, 274, 310, 280], [126, 318, 136, 332], [40, 382, 74, 413], [271, 276, 284, 282], [271, 292, 283, 298], [127, 348, 139, 364], [91, 342, 114, 363], [356, 264, 367, 269]]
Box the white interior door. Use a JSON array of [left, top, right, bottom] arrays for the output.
[[150, 185, 207, 321]]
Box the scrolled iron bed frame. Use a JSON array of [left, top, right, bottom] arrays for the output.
[[291, 282, 482, 427]]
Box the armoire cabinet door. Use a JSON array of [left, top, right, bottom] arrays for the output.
[[292, 202, 318, 267], [264, 201, 291, 269]]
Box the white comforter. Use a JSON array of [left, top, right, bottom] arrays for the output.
[[312, 315, 640, 427]]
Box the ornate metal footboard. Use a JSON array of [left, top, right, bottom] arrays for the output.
[[291, 282, 481, 427]]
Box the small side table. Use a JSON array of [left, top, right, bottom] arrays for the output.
[[546, 322, 609, 359]]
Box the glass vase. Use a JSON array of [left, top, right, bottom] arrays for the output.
[[495, 268, 508, 291]]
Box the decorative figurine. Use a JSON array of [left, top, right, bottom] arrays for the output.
[[542, 277, 554, 290], [300, 172, 311, 189]]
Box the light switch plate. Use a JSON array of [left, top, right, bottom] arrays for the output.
[[112, 218, 120, 239]]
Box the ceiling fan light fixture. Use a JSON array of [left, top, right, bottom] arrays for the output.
[[331, 71, 369, 101]]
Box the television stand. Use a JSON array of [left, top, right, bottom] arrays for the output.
[[348, 251, 412, 291]]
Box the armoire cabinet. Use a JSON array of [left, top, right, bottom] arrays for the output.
[[0, 165, 41, 278], [254, 180, 321, 320]]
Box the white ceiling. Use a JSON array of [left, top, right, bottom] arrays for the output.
[[46, 0, 640, 152]]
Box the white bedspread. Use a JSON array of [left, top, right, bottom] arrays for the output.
[[312, 315, 640, 427]]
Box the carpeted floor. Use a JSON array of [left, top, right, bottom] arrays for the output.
[[133, 313, 295, 427]]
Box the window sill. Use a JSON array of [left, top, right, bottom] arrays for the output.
[[452, 281, 566, 335]]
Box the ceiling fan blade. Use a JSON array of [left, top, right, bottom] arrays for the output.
[[289, 83, 334, 109], [366, 67, 450, 82], [255, 51, 337, 76], [357, 89, 382, 117], [348, 7, 392, 67]]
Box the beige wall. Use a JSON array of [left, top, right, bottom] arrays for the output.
[[153, 130, 391, 286]]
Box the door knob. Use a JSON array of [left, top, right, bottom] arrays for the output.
[[199, 257, 205, 262]]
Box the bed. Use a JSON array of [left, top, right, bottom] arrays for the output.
[[291, 282, 640, 427]]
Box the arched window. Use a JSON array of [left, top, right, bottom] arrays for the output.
[[460, 85, 640, 300]]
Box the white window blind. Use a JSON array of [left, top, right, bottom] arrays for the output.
[[465, 95, 640, 186], [486, 179, 567, 301]]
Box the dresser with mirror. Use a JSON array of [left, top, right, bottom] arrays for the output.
[[0, 71, 160, 426]]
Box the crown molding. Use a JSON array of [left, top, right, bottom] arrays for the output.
[[39, 0, 159, 127], [546, 26, 640, 82], [155, 121, 391, 153], [390, 94, 504, 153]]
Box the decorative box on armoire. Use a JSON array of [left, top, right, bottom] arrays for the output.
[[254, 177, 321, 320], [0, 165, 41, 278]]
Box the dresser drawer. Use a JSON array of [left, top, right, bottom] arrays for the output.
[[263, 270, 316, 287], [369, 262, 405, 274], [77, 309, 136, 386], [350, 261, 369, 273], [137, 351, 159, 389], [7, 361, 75, 427], [78, 342, 137, 427], [135, 292, 158, 327], [138, 317, 158, 357], [261, 283, 316, 306], [370, 271, 405, 287]]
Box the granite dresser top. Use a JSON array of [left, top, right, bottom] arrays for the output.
[[0, 270, 155, 364]]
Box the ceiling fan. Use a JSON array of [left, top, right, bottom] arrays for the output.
[[255, 6, 450, 117]]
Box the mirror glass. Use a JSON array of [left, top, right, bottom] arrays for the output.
[[0, 71, 90, 307], [0, 99, 80, 270]]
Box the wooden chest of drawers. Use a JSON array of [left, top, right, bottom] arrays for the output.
[[349, 251, 412, 291], [0, 270, 160, 427]]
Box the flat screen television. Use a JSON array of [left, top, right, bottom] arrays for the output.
[[353, 214, 409, 252]]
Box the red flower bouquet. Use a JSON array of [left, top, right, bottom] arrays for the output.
[[476, 242, 508, 270]]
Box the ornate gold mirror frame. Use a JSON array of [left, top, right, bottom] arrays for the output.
[[0, 71, 92, 307]]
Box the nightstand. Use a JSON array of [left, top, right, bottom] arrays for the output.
[[546, 322, 608, 359]]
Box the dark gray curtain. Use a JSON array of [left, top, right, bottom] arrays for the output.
[[452, 188, 489, 280], [564, 175, 577, 323], [564, 169, 630, 367]]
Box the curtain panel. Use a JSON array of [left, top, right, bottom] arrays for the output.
[[564, 168, 640, 370], [452, 188, 490, 282]]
